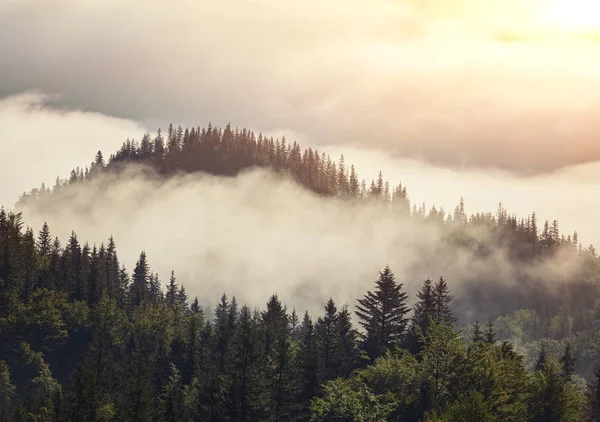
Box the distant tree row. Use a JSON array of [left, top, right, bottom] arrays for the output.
[[18, 124, 593, 266]]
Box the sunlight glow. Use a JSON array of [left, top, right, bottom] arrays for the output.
[[547, 0, 600, 32]]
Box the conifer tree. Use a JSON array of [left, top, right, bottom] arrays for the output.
[[261, 295, 296, 420], [177, 285, 188, 312], [433, 276, 455, 326], [560, 342, 576, 382], [230, 305, 266, 421], [535, 344, 547, 371], [166, 271, 177, 307], [485, 318, 497, 344], [408, 278, 436, 353], [297, 312, 318, 414], [190, 297, 201, 314], [336, 304, 358, 377], [355, 266, 409, 359], [130, 251, 150, 307], [0, 360, 15, 421], [471, 321, 484, 343], [36, 223, 51, 257], [587, 363, 600, 421], [162, 364, 184, 422], [315, 298, 339, 381]]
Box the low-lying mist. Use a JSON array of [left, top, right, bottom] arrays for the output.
[[14, 164, 585, 321]]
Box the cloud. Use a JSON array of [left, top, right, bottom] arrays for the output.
[[0, 92, 143, 206], [2, 0, 600, 171]]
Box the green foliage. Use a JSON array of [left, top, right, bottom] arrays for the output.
[[419, 320, 470, 413], [0, 360, 16, 420], [310, 378, 393, 422], [529, 357, 586, 422], [426, 392, 497, 422], [355, 266, 410, 359], [354, 350, 419, 419]]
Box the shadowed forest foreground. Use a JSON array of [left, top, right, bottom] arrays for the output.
[[3, 124, 600, 420], [0, 217, 597, 421]]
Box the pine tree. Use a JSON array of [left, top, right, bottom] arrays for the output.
[[587, 363, 600, 421], [535, 343, 547, 371], [471, 321, 484, 343], [162, 364, 184, 422], [0, 361, 15, 421], [289, 308, 300, 341], [36, 223, 51, 257], [408, 278, 436, 353], [130, 251, 150, 307], [191, 297, 201, 314], [149, 273, 162, 304], [560, 342, 576, 382], [166, 271, 177, 307], [355, 266, 410, 359], [433, 276, 455, 326], [261, 295, 296, 421], [485, 318, 497, 344], [297, 312, 318, 417], [230, 305, 266, 421], [315, 298, 339, 381], [336, 304, 358, 377], [177, 284, 188, 312]]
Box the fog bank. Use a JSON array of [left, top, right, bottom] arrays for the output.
[[15, 165, 583, 319]]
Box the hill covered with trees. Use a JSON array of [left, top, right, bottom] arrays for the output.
[[3, 123, 600, 420]]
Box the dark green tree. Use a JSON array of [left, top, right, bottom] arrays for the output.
[[356, 266, 410, 359]]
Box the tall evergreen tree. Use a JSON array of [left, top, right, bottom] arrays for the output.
[[588, 363, 600, 421], [560, 342, 576, 382], [407, 278, 435, 354], [0, 360, 15, 421], [432, 276, 455, 326], [166, 271, 177, 308], [130, 251, 150, 307], [355, 266, 410, 359], [485, 318, 497, 344], [535, 343, 548, 372], [315, 298, 339, 381]]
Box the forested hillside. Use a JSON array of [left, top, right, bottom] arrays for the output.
[[3, 123, 600, 420]]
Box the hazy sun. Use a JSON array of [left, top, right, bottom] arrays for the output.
[[547, 0, 600, 32]]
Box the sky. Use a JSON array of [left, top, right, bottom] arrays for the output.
[[2, 0, 600, 171], [2, 0, 600, 306]]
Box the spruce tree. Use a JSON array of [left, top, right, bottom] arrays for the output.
[[355, 266, 409, 359], [0, 360, 15, 421], [166, 271, 177, 307], [336, 304, 359, 377], [261, 295, 296, 421], [36, 223, 51, 257], [535, 344, 547, 371], [587, 363, 600, 421], [471, 321, 484, 343], [485, 318, 497, 344], [433, 276, 455, 326], [315, 298, 339, 381], [407, 278, 435, 353], [560, 342, 576, 382], [130, 251, 150, 307]]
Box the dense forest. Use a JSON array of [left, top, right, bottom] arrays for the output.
[[3, 123, 600, 420]]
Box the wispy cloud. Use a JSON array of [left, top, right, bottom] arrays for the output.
[[0, 92, 142, 205]]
